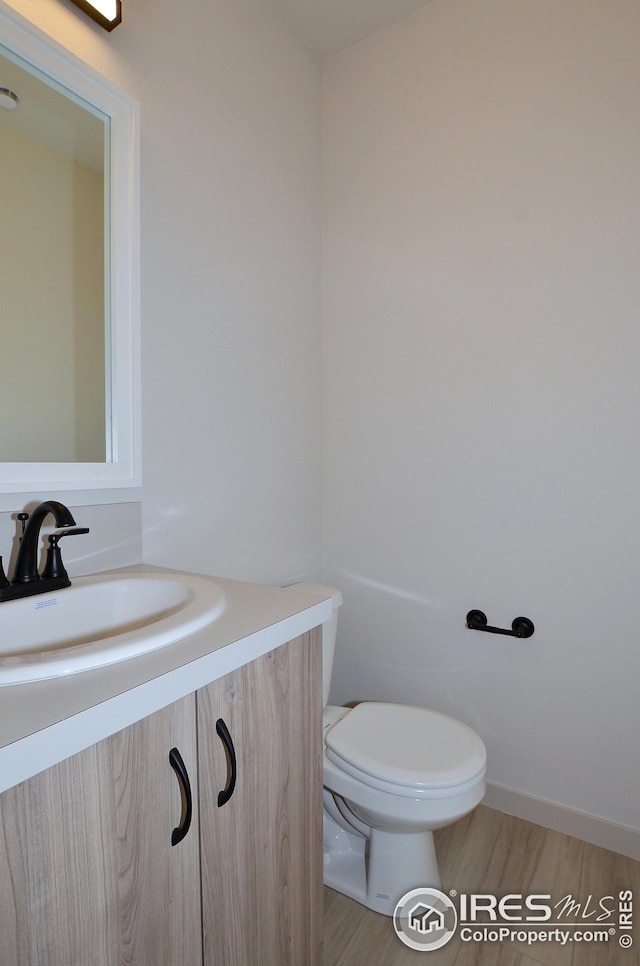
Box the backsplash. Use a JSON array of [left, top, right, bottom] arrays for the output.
[[0, 501, 142, 579]]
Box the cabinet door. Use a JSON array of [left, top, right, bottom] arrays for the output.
[[0, 695, 201, 966], [198, 630, 323, 966]]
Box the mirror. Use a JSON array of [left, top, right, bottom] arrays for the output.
[[0, 47, 108, 463], [0, 2, 140, 498]]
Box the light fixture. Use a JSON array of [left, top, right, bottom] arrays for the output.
[[69, 0, 122, 31], [0, 87, 19, 110]]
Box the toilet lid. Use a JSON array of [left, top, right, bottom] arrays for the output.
[[325, 702, 486, 790]]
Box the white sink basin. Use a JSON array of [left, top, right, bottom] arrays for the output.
[[0, 571, 226, 685]]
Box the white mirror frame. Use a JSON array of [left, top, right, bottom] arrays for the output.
[[0, 2, 140, 503]]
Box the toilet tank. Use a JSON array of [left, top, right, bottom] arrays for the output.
[[293, 582, 343, 706]]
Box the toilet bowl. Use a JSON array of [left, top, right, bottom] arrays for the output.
[[295, 583, 487, 917]]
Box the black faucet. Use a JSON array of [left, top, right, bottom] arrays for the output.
[[0, 501, 89, 602]]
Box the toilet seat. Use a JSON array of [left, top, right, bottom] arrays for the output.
[[325, 702, 486, 799]]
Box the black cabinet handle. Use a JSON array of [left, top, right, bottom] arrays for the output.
[[169, 747, 193, 846], [216, 717, 237, 807]]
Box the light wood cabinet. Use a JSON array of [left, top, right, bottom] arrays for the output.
[[0, 629, 322, 966], [0, 694, 200, 966], [198, 630, 323, 966]]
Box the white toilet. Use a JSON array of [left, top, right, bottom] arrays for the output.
[[297, 582, 486, 917]]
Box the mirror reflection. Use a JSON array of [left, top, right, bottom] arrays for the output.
[[0, 45, 109, 463]]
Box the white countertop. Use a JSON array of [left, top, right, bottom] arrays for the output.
[[0, 565, 331, 794]]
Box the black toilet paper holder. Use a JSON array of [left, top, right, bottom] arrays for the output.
[[466, 609, 535, 639]]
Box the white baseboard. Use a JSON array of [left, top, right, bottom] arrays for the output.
[[483, 781, 640, 862]]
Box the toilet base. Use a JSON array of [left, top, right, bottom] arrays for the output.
[[323, 809, 440, 917]]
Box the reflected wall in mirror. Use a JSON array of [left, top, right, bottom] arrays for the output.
[[0, 47, 108, 463], [0, 1, 140, 500]]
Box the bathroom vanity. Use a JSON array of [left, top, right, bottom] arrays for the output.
[[0, 567, 329, 966]]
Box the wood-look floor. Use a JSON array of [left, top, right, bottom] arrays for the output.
[[323, 805, 640, 966]]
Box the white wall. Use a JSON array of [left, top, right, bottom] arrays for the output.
[[5, 0, 323, 586], [322, 0, 640, 830], [137, 0, 323, 584]]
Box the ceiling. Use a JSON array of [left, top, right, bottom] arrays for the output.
[[271, 0, 438, 59]]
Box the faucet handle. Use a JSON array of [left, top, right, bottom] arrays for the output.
[[41, 528, 90, 582], [17, 513, 29, 540]]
